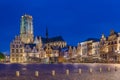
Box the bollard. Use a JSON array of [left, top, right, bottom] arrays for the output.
[[115, 66, 117, 71], [99, 68, 102, 72], [89, 68, 93, 73], [16, 71, 20, 77], [79, 69, 82, 74], [107, 67, 111, 72], [52, 70, 56, 76], [66, 69, 69, 75], [35, 71, 39, 77]]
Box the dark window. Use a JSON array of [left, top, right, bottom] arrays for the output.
[[16, 45, 18, 48], [111, 42, 113, 45], [20, 45, 22, 48], [20, 49, 23, 53], [112, 47, 114, 52], [12, 49, 14, 53], [16, 49, 19, 53]]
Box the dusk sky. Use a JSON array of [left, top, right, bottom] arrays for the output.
[[1, 0, 120, 54]]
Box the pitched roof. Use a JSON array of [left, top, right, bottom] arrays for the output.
[[85, 38, 100, 42], [41, 36, 65, 43]]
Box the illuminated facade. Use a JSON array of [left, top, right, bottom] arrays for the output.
[[100, 30, 120, 62], [92, 42, 100, 56], [79, 38, 100, 57], [80, 42, 87, 56], [10, 35, 45, 63], [76, 43, 81, 55], [10, 36, 26, 63]]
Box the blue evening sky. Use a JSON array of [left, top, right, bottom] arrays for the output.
[[0, 0, 120, 54]]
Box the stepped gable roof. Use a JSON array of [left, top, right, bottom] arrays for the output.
[[24, 43, 36, 49]]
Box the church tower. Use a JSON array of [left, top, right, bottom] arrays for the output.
[[20, 14, 34, 43]]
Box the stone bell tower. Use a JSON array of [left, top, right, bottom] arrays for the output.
[[20, 14, 34, 43]]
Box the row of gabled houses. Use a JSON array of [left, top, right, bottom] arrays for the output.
[[74, 30, 120, 62]]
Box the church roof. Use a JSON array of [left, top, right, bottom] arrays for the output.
[[41, 37, 47, 43], [47, 36, 64, 43], [41, 36, 65, 43], [84, 38, 100, 42]]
